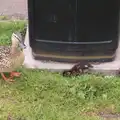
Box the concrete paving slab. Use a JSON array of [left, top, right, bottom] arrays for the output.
[[0, 0, 27, 19]]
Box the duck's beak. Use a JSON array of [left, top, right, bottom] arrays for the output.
[[19, 42, 26, 49]]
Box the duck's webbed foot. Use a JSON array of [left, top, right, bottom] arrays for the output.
[[10, 72, 21, 79], [0, 73, 15, 82]]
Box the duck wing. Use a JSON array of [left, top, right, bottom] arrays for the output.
[[0, 46, 13, 71], [0, 46, 11, 59]]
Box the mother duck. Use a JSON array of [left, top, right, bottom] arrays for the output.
[[0, 32, 26, 82]]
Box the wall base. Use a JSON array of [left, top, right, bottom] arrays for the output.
[[23, 27, 120, 76]]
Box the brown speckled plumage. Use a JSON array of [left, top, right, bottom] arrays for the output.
[[0, 46, 25, 72], [0, 32, 25, 73]]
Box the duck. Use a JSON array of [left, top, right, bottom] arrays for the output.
[[62, 61, 93, 77], [0, 32, 26, 82]]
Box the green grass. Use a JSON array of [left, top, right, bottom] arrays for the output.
[[0, 21, 120, 120], [0, 20, 26, 45]]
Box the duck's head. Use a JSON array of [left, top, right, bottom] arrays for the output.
[[11, 32, 26, 49]]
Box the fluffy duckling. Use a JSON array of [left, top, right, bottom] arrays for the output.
[[63, 61, 93, 77]]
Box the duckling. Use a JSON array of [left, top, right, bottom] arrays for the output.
[[0, 32, 26, 82], [63, 61, 93, 77]]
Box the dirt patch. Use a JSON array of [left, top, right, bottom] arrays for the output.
[[81, 105, 120, 119]]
